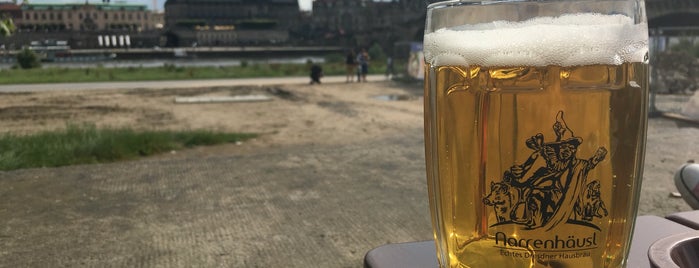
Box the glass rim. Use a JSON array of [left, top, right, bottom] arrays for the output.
[[427, 0, 637, 10], [427, 0, 538, 10]]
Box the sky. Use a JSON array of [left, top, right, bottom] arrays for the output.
[[298, 0, 312, 11]]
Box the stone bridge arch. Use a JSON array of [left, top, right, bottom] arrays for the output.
[[645, 0, 699, 104], [647, 0, 699, 29]]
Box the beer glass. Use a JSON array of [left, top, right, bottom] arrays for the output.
[[423, 0, 649, 267]]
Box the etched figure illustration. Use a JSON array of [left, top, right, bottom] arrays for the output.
[[483, 111, 608, 230], [574, 180, 609, 221]]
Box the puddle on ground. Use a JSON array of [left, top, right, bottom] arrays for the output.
[[373, 95, 413, 101]]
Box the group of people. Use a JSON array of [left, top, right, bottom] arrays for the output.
[[310, 47, 391, 85], [345, 49, 370, 83], [308, 48, 369, 85]]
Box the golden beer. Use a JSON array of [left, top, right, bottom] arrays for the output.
[[423, 4, 649, 268], [425, 63, 648, 267]]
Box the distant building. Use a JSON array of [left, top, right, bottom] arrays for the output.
[[17, 2, 152, 32], [2, 0, 434, 49], [0, 2, 22, 21], [164, 0, 301, 46], [0, 1, 163, 49], [308, 0, 427, 52]]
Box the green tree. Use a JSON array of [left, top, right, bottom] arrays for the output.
[[0, 17, 15, 36], [670, 38, 699, 58], [16, 48, 41, 69], [368, 43, 386, 62]]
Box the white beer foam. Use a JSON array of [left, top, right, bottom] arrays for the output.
[[424, 13, 648, 67]]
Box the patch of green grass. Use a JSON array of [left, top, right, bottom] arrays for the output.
[[0, 124, 256, 171], [0, 62, 388, 85]]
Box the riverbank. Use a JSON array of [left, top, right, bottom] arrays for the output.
[[0, 59, 392, 85]]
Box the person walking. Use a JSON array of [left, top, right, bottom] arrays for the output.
[[356, 52, 362, 82], [385, 56, 394, 80], [345, 50, 357, 83]]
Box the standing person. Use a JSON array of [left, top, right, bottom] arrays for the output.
[[385, 56, 394, 80], [356, 51, 362, 82], [345, 50, 356, 83], [357, 49, 370, 82]]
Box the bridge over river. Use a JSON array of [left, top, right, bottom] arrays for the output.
[[647, 0, 699, 33]]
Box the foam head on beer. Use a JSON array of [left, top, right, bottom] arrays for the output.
[[424, 13, 648, 67]]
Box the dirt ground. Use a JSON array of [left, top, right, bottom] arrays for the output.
[[0, 81, 697, 216], [3, 80, 699, 268], [0, 81, 424, 155]]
